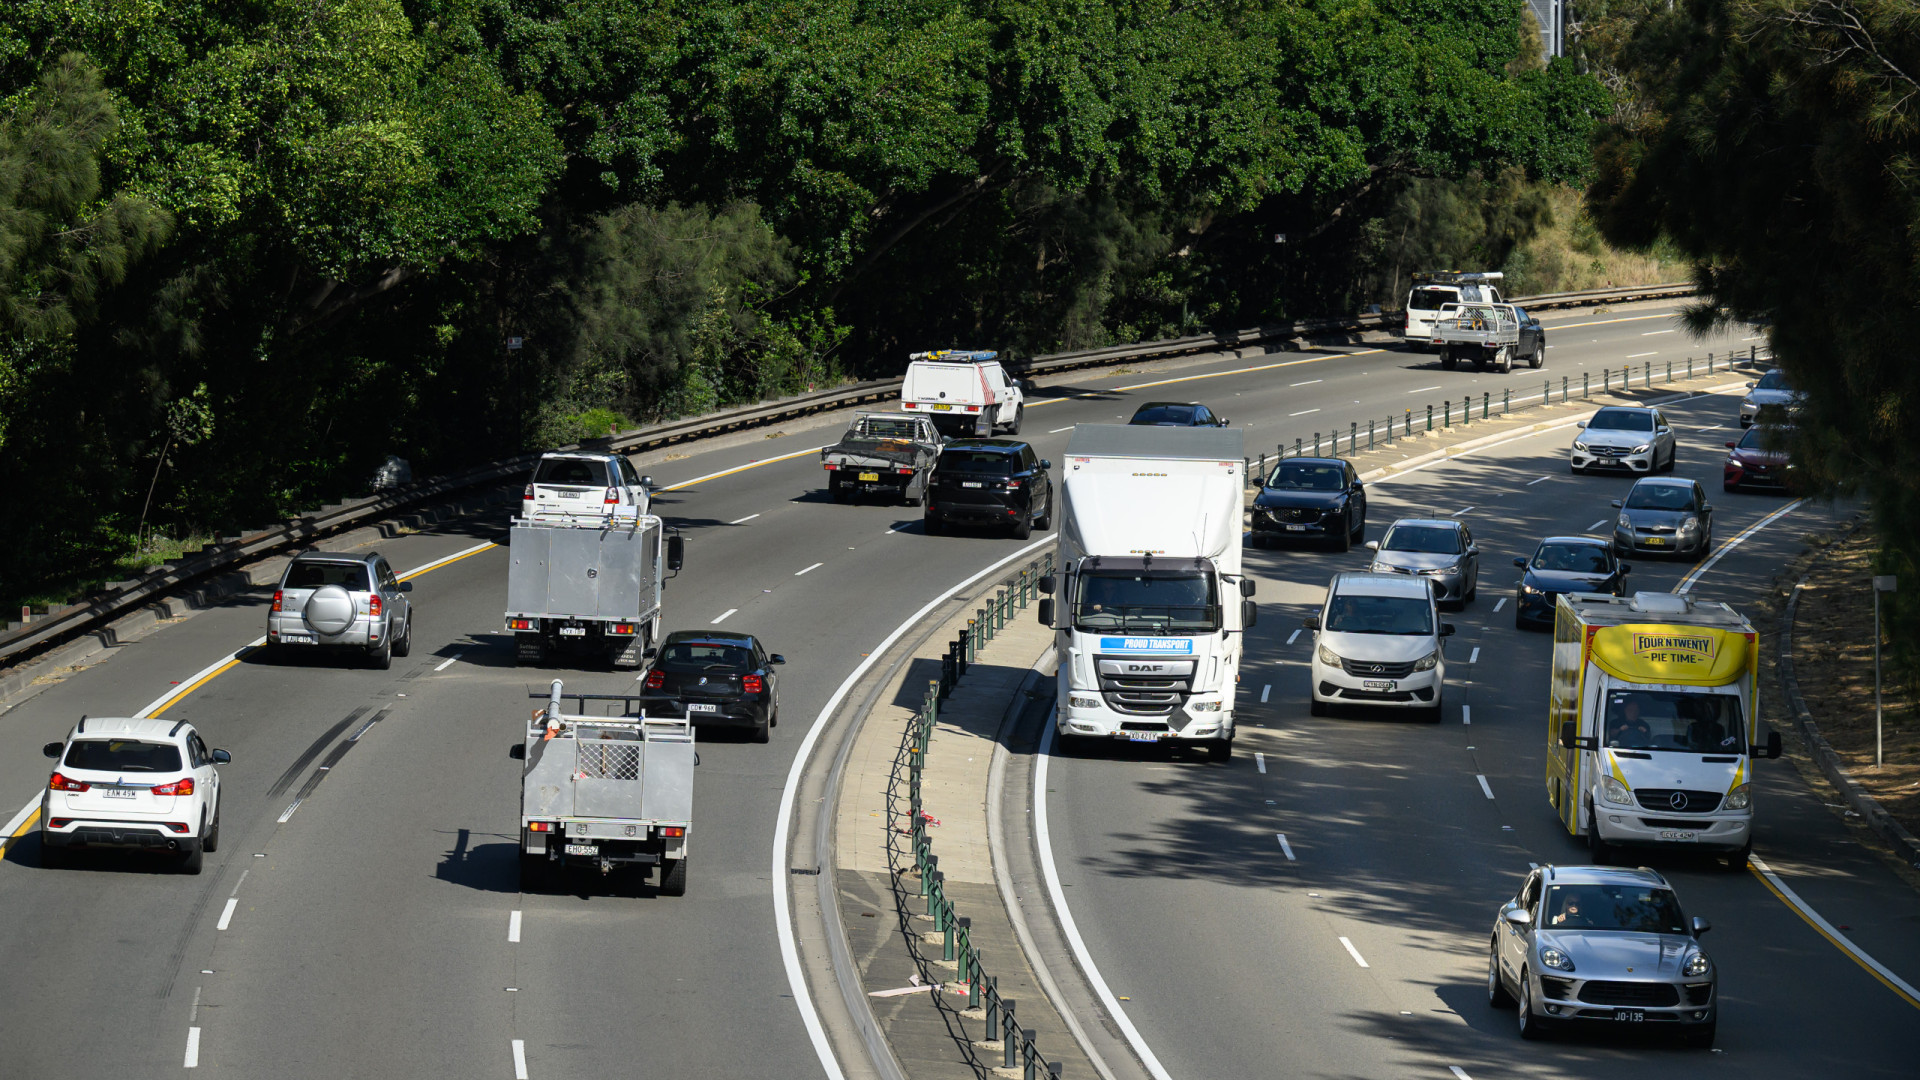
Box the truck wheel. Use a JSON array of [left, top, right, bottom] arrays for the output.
[[1007, 404, 1023, 435], [178, 823, 204, 875], [515, 634, 547, 667], [1530, 339, 1545, 368], [659, 857, 688, 897], [1206, 737, 1233, 761], [830, 479, 849, 504], [1498, 347, 1512, 374], [519, 853, 546, 891], [1587, 814, 1613, 865], [1440, 350, 1457, 371], [1722, 841, 1752, 872]]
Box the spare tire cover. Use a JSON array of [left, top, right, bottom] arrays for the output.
[[303, 585, 357, 636]]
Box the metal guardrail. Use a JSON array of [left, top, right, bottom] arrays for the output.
[[894, 553, 1062, 1078], [0, 282, 1694, 673]]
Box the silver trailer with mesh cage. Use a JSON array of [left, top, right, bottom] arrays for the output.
[[518, 680, 696, 894]]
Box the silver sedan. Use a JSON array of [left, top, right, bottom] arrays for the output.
[[1489, 865, 1718, 1047], [1364, 518, 1478, 606]]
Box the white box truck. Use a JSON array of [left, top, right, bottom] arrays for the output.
[[1037, 425, 1255, 759], [900, 349, 1033, 436], [1546, 591, 1782, 870]]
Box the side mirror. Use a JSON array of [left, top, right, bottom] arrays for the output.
[[1619, 564, 1631, 575], [1022, 380, 1039, 394], [1219, 417, 1230, 427], [770, 654, 787, 665], [1764, 731, 1783, 759], [1701, 504, 1714, 514], [641, 475, 655, 489], [211, 749, 231, 764], [666, 534, 686, 572], [1241, 599, 1258, 629], [1576, 419, 1588, 429], [1037, 598, 1055, 628], [1037, 574, 1055, 595], [1363, 540, 1379, 552], [1301, 615, 1320, 630], [42, 741, 62, 759], [1560, 720, 1578, 749], [1725, 441, 1737, 449], [398, 581, 413, 593], [1610, 500, 1623, 509], [1503, 908, 1533, 927], [1746, 381, 1757, 388], [643, 646, 658, 659], [1239, 578, 1256, 598], [509, 743, 526, 760], [1513, 557, 1528, 569], [1691, 916, 1712, 936], [1440, 623, 1456, 637], [1041, 459, 1052, 471]]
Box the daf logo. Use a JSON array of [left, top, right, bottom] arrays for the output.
[[1127, 663, 1167, 673], [1669, 792, 1690, 810]]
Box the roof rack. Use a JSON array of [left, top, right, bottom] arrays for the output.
[[1411, 271, 1504, 286], [908, 349, 999, 362]]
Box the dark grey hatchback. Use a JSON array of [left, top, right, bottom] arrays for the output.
[[923, 439, 1053, 538], [640, 632, 784, 742]]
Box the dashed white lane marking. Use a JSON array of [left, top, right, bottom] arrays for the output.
[[1049, 426, 1075, 433], [1627, 351, 1659, 358], [1286, 629, 1302, 645], [1276, 834, 1295, 861], [1641, 329, 1676, 335], [1698, 425, 1721, 432], [1527, 475, 1551, 485], [1587, 518, 1608, 530], [1463, 706, 1472, 725], [1408, 385, 1442, 394], [509, 910, 523, 943], [217, 898, 238, 931], [1291, 379, 1323, 386], [434, 653, 462, 672], [1450, 1068, 1475, 1080], [1477, 774, 1496, 799], [512, 1039, 529, 1079], [184, 1027, 201, 1068], [1492, 598, 1507, 612], [277, 799, 303, 823], [1339, 937, 1370, 968], [1468, 647, 1480, 663], [661, 444, 832, 492], [795, 562, 823, 576], [711, 608, 737, 624], [1290, 408, 1320, 416], [1677, 499, 1805, 594], [1260, 684, 1271, 703], [1452, 506, 1474, 516], [1255, 752, 1267, 774], [729, 513, 761, 524]]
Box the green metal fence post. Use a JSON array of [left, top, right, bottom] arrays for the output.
[[1368, 419, 1375, 450], [1482, 392, 1489, 421], [1350, 422, 1358, 454], [1604, 368, 1611, 394], [1562, 376, 1569, 404], [1503, 387, 1511, 414], [1426, 404, 1433, 432], [1583, 371, 1590, 399], [1644, 360, 1651, 388]]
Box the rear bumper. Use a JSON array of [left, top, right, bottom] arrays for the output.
[[267, 613, 381, 647], [44, 822, 199, 850], [639, 695, 769, 728], [926, 499, 1027, 526]]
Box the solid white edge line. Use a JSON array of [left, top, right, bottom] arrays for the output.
[[711, 608, 737, 624], [184, 1026, 201, 1068], [796, 562, 824, 576], [1338, 936, 1369, 968], [1291, 379, 1323, 386], [512, 1038, 529, 1080], [1749, 854, 1920, 1002], [277, 799, 302, 823], [1677, 499, 1804, 595], [508, 909, 522, 943], [1289, 408, 1320, 416], [1276, 834, 1295, 861], [2, 796, 38, 842], [1255, 752, 1267, 774], [397, 539, 497, 581], [1477, 775, 1495, 799], [434, 653, 462, 672], [774, 535, 1056, 1080], [1049, 426, 1075, 433], [1450, 1067, 1474, 1080], [1462, 706, 1472, 725], [1036, 716, 1178, 1080], [216, 897, 237, 931]]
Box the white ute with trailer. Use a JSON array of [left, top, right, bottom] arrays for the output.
[[900, 349, 1034, 436], [1037, 425, 1256, 759], [518, 680, 694, 894], [505, 512, 684, 668]]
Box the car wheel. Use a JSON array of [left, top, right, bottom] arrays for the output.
[[1440, 352, 1456, 370], [1488, 941, 1515, 1008], [1570, 462, 1583, 475], [204, 805, 221, 853], [1465, 575, 1477, 603], [1587, 814, 1613, 865], [659, 857, 688, 897], [753, 712, 771, 744], [1529, 340, 1544, 369], [1498, 349, 1512, 374], [923, 510, 942, 535], [392, 615, 412, 658], [1426, 697, 1444, 723], [770, 706, 779, 729], [1723, 840, 1752, 872], [368, 639, 392, 670], [1035, 494, 1052, 531], [1011, 512, 1032, 541], [1694, 533, 1713, 562], [1334, 513, 1352, 552], [1517, 971, 1550, 1040], [1684, 1020, 1718, 1049], [1350, 510, 1365, 542], [1723, 481, 1739, 493], [1309, 696, 1328, 717], [1514, 605, 1527, 630], [178, 837, 204, 876]]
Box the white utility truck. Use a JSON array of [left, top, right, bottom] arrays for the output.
[[900, 349, 1033, 436], [518, 680, 694, 894], [1404, 271, 1504, 349], [1546, 591, 1782, 871], [505, 515, 683, 668], [1037, 425, 1255, 759]]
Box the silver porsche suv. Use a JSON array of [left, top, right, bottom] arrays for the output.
[[1490, 865, 1718, 1047], [266, 552, 414, 669]]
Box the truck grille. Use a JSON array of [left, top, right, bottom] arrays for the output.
[[1578, 981, 1679, 1007], [1633, 789, 1722, 813], [1097, 655, 1194, 716], [1340, 657, 1418, 678]]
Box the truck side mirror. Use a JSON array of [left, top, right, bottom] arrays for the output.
[[42, 741, 62, 758], [1763, 731, 1782, 759], [666, 535, 685, 572], [1241, 600, 1258, 629], [1038, 598, 1054, 628], [1239, 578, 1256, 598], [1037, 574, 1055, 595], [1559, 720, 1578, 749]]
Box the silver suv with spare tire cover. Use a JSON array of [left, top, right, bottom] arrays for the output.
[[266, 552, 414, 668]]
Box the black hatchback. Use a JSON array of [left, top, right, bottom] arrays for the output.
[[640, 632, 784, 742], [924, 439, 1053, 539]]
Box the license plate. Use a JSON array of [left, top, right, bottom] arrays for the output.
[[858, 472, 880, 482], [686, 703, 719, 714], [280, 633, 315, 645], [558, 490, 580, 499], [931, 404, 952, 411], [1614, 1011, 1646, 1023], [1658, 830, 1697, 841], [1122, 732, 1163, 743], [564, 844, 598, 856], [558, 626, 586, 637], [962, 481, 983, 488], [1644, 537, 1667, 546], [101, 787, 138, 800], [1364, 680, 1395, 691], [1284, 524, 1307, 532]]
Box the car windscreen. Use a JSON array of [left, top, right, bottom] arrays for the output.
[[1756, 369, 1788, 390], [64, 739, 183, 773], [1587, 408, 1653, 432], [1409, 287, 1457, 312], [1266, 463, 1345, 491], [1737, 426, 1786, 450], [1542, 883, 1687, 934], [658, 643, 755, 672], [1624, 484, 1695, 511], [533, 457, 609, 486], [1532, 544, 1610, 573], [1073, 571, 1218, 632], [284, 561, 371, 590], [1130, 406, 1197, 425], [1380, 525, 1460, 554], [939, 451, 1016, 474], [1324, 594, 1433, 634], [1603, 688, 1745, 753]]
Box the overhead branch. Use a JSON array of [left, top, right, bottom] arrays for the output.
[[824, 161, 1010, 305]]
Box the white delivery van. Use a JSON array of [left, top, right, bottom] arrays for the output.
[[1404, 272, 1504, 351], [901, 349, 1031, 436]]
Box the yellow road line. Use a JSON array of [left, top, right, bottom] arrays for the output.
[[662, 445, 828, 491], [148, 657, 243, 717], [1749, 857, 1920, 1011], [398, 541, 498, 582], [1, 807, 41, 856], [1114, 349, 1385, 393], [1544, 312, 1676, 330]]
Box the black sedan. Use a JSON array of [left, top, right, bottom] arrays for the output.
[[1128, 401, 1229, 427], [640, 632, 784, 742], [924, 439, 1053, 538], [1512, 536, 1629, 629], [1250, 457, 1366, 551]]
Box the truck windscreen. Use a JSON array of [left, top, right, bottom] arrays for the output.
[[1073, 571, 1218, 632], [1603, 690, 1745, 753]]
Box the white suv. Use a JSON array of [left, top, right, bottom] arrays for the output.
[[40, 717, 229, 873], [1304, 572, 1454, 721], [522, 452, 652, 523]]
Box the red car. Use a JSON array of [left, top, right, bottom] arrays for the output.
[[1723, 426, 1793, 492]]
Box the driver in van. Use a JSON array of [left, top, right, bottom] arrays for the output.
[[1607, 697, 1652, 749]]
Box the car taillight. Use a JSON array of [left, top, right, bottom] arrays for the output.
[[152, 777, 195, 796], [523, 484, 533, 501], [368, 594, 381, 617], [49, 773, 89, 792], [164, 822, 191, 833], [604, 487, 619, 505], [528, 821, 554, 833], [271, 589, 283, 613], [823, 462, 838, 471], [1006, 480, 1022, 488], [743, 675, 764, 694], [897, 467, 914, 475], [645, 670, 665, 689]]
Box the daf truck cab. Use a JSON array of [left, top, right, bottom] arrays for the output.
[[1546, 591, 1782, 871], [1037, 425, 1255, 759]]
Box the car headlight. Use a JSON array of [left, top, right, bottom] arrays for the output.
[[1069, 695, 1100, 709], [1724, 782, 1751, 811], [1601, 775, 1634, 806], [1540, 947, 1576, 972], [1632, 443, 1651, 454], [1617, 515, 1632, 530], [1318, 644, 1342, 666], [1683, 952, 1712, 977], [1413, 649, 1440, 671], [1420, 566, 1451, 576], [1191, 701, 1221, 713], [1573, 441, 1589, 451], [1521, 582, 1543, 595], [1681, 516, 1701, 532]]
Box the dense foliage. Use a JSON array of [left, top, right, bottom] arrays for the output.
[[0, 0, 1601, 602], [1586, 0, 1920, 684]]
